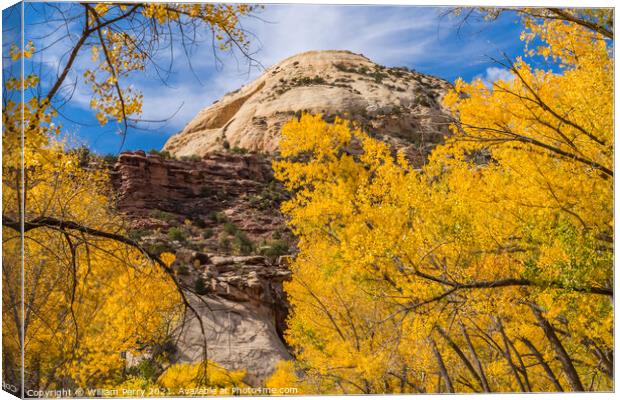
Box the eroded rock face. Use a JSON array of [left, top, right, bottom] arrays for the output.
[[163, 50, 452, 165], [111, 151, 293, 383], [110, 150, 286, 242], [171, 253, 291, 386]]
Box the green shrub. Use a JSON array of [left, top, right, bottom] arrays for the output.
[[259, 240, 289, 257], [150, 210, 176, 222], [102, 154, 118, 165], [248, 180, 285, 211], [207, 211, 228, 223], [248, 194, 271, 210], [194, 218, 207, 228], [186, 242, 202, 251], [262, 181, 283, 201], [234, 231, 254, 255], [334, 63, 356, 73], [147, 149, 174, 159], [180, 154, 201, 162], [272, 229, 283, 240], [293, 75, 326, 86], [147, 242, 173, 255], [230, 146, 248, 155], [370, 70, 388, 83], [194, 277, 210, 295], [167, 227, 187, 242], [128, 229, 149, 241], [416, 96, 431, 108], [223, 222, 238, 235], [126, 359, 159, 382], [202, 228, 214, 239], [218, 236, 231, 252], [199, 186, 213, 197]]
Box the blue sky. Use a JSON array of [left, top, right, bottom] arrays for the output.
[[6, 3, 526, 155]]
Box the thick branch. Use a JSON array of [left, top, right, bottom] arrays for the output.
[[436, 326, 485, 392], [460, 322, 491, 392], [89, 6, 129, 136], [519, 337, 564, 391], [547, 8, 613, 39], [430, 337, 454, 393], [408, 266, 612, 297]]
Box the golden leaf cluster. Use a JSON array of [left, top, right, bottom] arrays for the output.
[[270, 13, 612, 393]]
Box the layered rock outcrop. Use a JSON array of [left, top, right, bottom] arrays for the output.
[[171, 253, 291, 385], [110, 150, 286, 242], [163, 50, 452, 165], [111, 151, 293, 383]]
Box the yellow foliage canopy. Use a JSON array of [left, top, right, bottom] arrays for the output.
[[2, 40, 183, 393], [3, 3, 260, 393], [271, 14, 612, 394]]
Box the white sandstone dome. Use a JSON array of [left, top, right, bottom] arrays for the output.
[[163, 50, 452, 163]]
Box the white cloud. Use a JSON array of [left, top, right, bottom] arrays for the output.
[[24, 4, 523, 147], [245, 5, 447, 69], [480, 66, 514, 87], [135, 71, 251, 131], [485, 66, 514, 82]]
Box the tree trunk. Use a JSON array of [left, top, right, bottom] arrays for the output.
[[529, 303, 585, 391], [436, 326, 485, 392], [520, 337, 564, 391], [430, 337, 454, 393], [496, 320, 527, 392], [460, 322, 491, 392]]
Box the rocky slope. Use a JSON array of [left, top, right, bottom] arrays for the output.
[[163, 50, 452, 165], [171, 253, 291, 385], [110, 150, 287, 242], [111, 151, 293, 383], [114, 50, 454, 384]]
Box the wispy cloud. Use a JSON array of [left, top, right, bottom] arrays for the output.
[[127, 5, 523, 133], [21, 4, 525, 153], [246, 6, 447, 69]]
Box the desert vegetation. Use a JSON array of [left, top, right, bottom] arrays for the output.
[[2, 4, 613, 397]]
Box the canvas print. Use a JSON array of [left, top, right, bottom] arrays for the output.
[[1, 2, 614, 397]]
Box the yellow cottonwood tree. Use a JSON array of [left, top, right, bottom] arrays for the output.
[[157, 361, 246, 395], [272, 10, 612, 393], [2, 2, 260, 395], [82, 3, 256, 128], [2, 61, 183, 391]]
